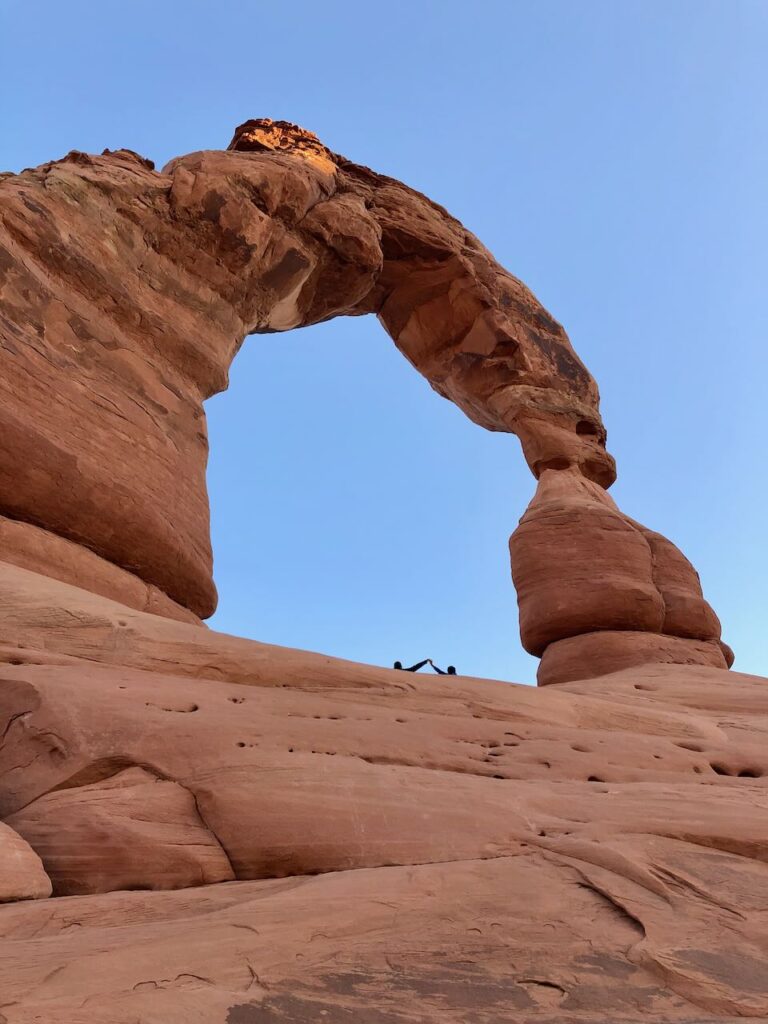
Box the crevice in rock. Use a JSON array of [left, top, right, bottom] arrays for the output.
[[352, 751, 512, 781], [518, 977, 566, 1000], [41, 756, 174, 797], [0, 710, 33, 749], [185, 785, 238, 881], [648, 864, 746, 920], [575, 879, 646, 939]]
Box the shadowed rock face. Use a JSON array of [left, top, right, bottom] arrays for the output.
[[0, 117, 727, 680]]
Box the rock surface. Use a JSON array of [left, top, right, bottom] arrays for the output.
[[510, 469, 726, 683], [6, 767, 235, 896], [0, 564, 765, 1021], [0, 118, 726, 677], [0, 515, 201, 624], [538, 630, 730, 686], [0, 121, 753, 1022], [0, 821, 52, 903]]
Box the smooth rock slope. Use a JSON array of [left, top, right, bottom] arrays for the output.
[[0, 564, 766, 1021]]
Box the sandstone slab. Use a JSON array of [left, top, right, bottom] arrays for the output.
[[6, 767, 235, 896], [0, 565, 763, 1019], [0, 515, 201, 624], [539, 629, 729, 685], [1, 852, 763, 1023], [0, 821, 51, 903]]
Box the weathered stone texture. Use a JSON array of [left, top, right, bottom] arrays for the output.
[[0, 123, 749, 1020], [0, 564, 763, 1022], [0, 821, 52, 903], [0, 119, 728, 680]]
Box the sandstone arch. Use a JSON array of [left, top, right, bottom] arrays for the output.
[[0, 119, 730, 682]]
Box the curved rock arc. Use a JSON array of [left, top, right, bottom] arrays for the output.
[[0, 118, 728, 681]]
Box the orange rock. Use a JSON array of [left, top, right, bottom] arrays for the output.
[[538, 630, 729, 686], [510, 471, 664, 655], [0, 516, 201, 625], [0, 821, 51, 902], [0, 120, 751, 1022], [0, 565, 764, 1020], [6, 767, 234, 896], [637, 525, 722, 641], [510, 469, 726, 676], [0, 120, 729, 680], [0, 126, 613, 626], [2, 845, 767, 1022]]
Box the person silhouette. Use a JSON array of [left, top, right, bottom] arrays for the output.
[[429, 660, 457, 675], [393, 659, 431, 672]]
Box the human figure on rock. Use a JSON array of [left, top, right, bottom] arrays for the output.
[[393, 659, 431, 672], [429, 660, 457, 676]]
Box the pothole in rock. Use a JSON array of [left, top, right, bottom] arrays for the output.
[[711, 762, 763, 778], [145, 701, 199, 713]]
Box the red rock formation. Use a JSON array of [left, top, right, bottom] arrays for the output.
[[6, 766, 235, 896], [0, 565, 764, 1020], [0, 516, 201, 624], [0, 821, 52, 902], [510, 469, 728, 682], [0, 119, 728, 681], [0, 121, 753, 1022]]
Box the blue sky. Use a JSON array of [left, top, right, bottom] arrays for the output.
[[2, 1, 766, 683]]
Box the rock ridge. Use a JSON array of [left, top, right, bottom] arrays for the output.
[[0, 563, 763, 1021]]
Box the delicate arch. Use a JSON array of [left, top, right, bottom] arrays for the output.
[[0, 119, 729, 682]]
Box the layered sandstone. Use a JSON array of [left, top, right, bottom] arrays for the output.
[[0, 564, 765, 1021], [0, 117, 724, 681], [0, 118, 755, 1023], [6, 766, 235, 896], [0, 821, 52, 903], [510, 469, 728, 683]]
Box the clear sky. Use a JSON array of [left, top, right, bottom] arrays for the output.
[[2, 0, 766, 684]]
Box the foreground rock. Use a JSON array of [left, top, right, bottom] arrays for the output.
[[3, 852, 765, 1024], [0, 822, 51, 903], [0, 564, 765, 1020], [6, 767, 234, 896], [0, 119, 728, 679]]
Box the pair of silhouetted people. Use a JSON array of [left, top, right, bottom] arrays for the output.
[[393, 658, 456, 675]]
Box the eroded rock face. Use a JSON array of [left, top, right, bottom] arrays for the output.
[[538, 630, 730, 686], [0, 117, 727, 683], [225, 121, 615, 488], [0, 121, 751, 1021], [0, 565, 764, 1021], [6, 767, 235, 896], [510, 469, 727, 683], [0, 516, 201, 624], [0, 821, 51, 902]]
